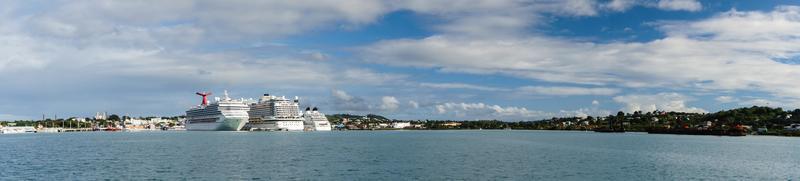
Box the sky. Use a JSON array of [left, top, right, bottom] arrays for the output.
[[2, 0, 800, 121]]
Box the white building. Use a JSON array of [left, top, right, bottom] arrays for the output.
[[94, 112, 107, 120], [149, 117, 173, 124], [391, 122, 411, 129], [126, 118, 147, 126]]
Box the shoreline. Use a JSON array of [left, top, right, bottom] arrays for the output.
[[6, 128, 800, 138]]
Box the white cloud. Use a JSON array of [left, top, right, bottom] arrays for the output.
[[0, 5, 405, 88], [560, 107, 611, 118], [604, 0, 638, 12], [517, 86, 620, 96], [361, 6, 800, 101], [15, 1, 390, 40], [0, 8, 409, 118], [555, 0, 600, 16], [420, 82, 507, 91], [738, 98, 776, 107], [332, 89, 354, 102], [304, 51, 328, 61], [733, 97, 800, 108], [0, 1, 792, 119], [0, 114, 32, 121], [716, 96, 800, 109], [391, 0, 614, 38], [0, 35, 49, 71], [715, 96, 736, 103], [613, 93, 706, 113], [330, 89, 369, 111], [408, 100, 420, 109], [5, 0, 619, 43], [657, 0, 702, 12], [602, 0, 702, 12], [433, 101, 612, 120], [341, 68, 407, 86], [329, 90, 409, 113], [661, 6, 800, 41], [434, 102, 551, 120], [380, 96, 400, 111]]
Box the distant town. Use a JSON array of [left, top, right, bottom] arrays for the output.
[[2, 106, 800, 137]]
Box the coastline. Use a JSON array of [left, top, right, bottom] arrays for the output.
[[7, 128, 799, 138]]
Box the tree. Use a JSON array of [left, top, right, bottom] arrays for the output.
[[108, 114, 120, 121]]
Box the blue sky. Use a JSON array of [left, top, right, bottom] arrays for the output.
[[2, 0, 800, 121]]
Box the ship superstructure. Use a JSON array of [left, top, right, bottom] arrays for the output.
[[303, 107, 332, 131], [185, 90, 249, 131], [245, 93, 304, 131]]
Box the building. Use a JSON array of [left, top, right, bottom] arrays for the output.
[[378, 123, 390, 128], [441, 122, 462, 127], [785, 123, 800, 131], [126, 118, 147, 126], [94, 112, 107, 120], [391, 122, 411, 129]]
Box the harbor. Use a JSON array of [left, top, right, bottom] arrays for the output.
[[2, 90, 335, 134], [1, 130, 798, 180], [184, 90, 333, 132], [4, 104, 800, 137]]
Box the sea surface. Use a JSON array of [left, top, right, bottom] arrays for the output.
[[1, 130, 799, 180]]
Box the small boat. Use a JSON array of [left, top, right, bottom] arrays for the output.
[[1, 126, 37, 134], [105, 126, 122, 131]]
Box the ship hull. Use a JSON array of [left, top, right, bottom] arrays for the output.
[[245, 120, 304, 131], [313, 125, 332, 131], [305, 121, 332, 131], [186, 117, 248, 131]]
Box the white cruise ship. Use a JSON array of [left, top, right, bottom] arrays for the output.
[[185, 90, 249, 131], [303, 107, 332, 131], [245, 93, 304, 131]]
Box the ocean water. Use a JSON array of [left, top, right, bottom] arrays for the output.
[[1, 130, 799, 180]]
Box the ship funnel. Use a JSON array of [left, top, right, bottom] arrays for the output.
[[260, 94, 270, 102], [196, 91, 212, 106]]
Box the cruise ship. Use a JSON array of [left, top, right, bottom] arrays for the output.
[[303, 107, 332, 131], [185, 90, 250, 131], [245, 93, 304, 131]]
